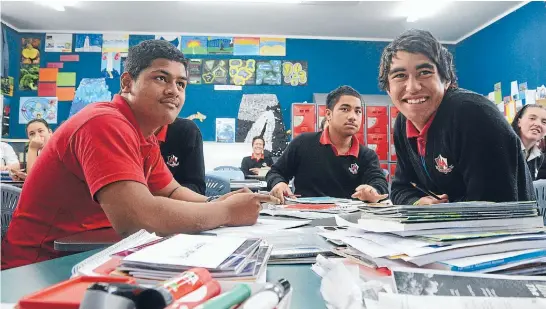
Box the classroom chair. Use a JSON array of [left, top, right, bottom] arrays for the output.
[[207, 170, 245, 181], [1, 183, 22, 239], [205, 174, 230, 197], [533, 180, 546, 223], [213, 166, 242, 172]]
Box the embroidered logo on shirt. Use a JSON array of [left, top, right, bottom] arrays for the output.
[[262, 162, 268, 167], [349, 163, 359, 175], [434, 155, 453, 174], [166, 154, 179, 167]]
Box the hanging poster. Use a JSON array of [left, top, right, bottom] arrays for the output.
[[19, 97, 58, 124], [259, 38, 286, 56], [233, 37, 259, 56], [201, 59, 228, 85], [74, 34, 103, 52], [19, 65, 39, 91], [181, 36, 208, 55], [282, 61, 308, 86], [229, 59, 256, 86], [21, 38, 41, 64], [101, 52, 122, 79], [207, 37, 233, 55], [216, 118, 236, 143], [45, 33, 72, 52], [129, 35, 154, 47], [155, 34, 181, 49], [188, 59, 203, 85], [102, 34, 129, 53], [494, 82, 502, 104], [1, 77, 14, 96], [69, 78, 112, 118], [256, 60, 281, 86]]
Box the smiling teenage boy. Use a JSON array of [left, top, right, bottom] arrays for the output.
[[267, 85, 388, 204], [2, 40, 276, 269], [381, 29, 534, 205]]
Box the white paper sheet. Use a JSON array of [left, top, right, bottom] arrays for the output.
[[340, 237, 401, 258], [378, 293, 546, 309], [206, 218, 311, 236]]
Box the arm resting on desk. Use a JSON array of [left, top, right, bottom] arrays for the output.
[[153, 178, 207, 202]]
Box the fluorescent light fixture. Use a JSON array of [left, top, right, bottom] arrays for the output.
[[399, 0, 451, 23], [34, 0, 79, 12], [179, 0, 303, 3]]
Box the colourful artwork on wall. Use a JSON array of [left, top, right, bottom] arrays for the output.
[[156, 34, 181, 49], [188, 59, 203, 85], [21, 38, 41, 64], [69, 78, 112, 118], [208, 37, 233, 55], [229, 59, 256, 86], [101, 52, 121, 79], [282, 61, 307, 86], [45, 33, 72, 52], [256, 60, 282, 86], [19, 65, 39, 91], [19, 97, 58, 124], [74, 34, 103, 52], [233, 37, 259, 56], [259, 38, 286, 56], [181, 37, 208, 55], [202, 59, 228, 85], [128, 35, 155, 47], [1, 77, 14, 96], [102, 34, 129, 53]]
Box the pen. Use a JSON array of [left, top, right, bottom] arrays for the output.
[[239, 279, 291, 309], [410, 182, 441, 200]]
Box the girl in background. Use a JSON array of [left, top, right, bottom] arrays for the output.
[[511, 104, 546, 180]]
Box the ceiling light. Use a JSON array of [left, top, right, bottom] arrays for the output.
[[34, 1, 79, 12], [399, 0, 451, 23], [179, 0, 303, 3]]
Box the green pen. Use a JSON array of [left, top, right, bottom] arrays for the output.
[[194, 284, 251, 309]]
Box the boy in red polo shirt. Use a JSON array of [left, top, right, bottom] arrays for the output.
[[267, 85, 389, 204], [2, 40, 276, 269]]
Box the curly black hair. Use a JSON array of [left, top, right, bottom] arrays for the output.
[[326, 85, 362, 110], [124, 39, 188, 79], [378, 29, 458, 91]]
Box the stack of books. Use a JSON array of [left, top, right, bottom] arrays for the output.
[[320, 201, 546, 275]]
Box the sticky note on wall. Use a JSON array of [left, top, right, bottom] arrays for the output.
[[38, 82, 56, 97], [39, 68, 58, 82], [56, 87, 75, 101], [57, 72, 76, 86]]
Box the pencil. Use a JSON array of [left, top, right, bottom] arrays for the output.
[[410, 182, 442, 200]]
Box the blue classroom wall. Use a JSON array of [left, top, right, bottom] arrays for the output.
[[455, 1, 546, 95], [1, 23, 459, 141]]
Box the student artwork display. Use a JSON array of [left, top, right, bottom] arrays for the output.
[[2, 103, 10, 136], [69, 78, 112, 118], [202, 59, 228, 85], [45, 33, 72, 52], [19, 65, 39, 91], [19, 97, 58, 124], [236, 94, 288, 156], [128, 35, 155, 47], [181, 36, 208, 55], [233, 37, 259, 56], [229, 59, 256, 86], [208, 37, 233, 55], [101, 52, 122, 79], [156, 34, 181, 49], [74, 34, 103, 52], [188, 59, 203, 85], [216, 118, 236, 143], [21, 38, 41, 65], [256, 60, 282, 86], [1, 77, 14, 96], [494, 82, 502, 103], [102, 34, 129, 53], [282, 61, 307, 86], [259, 38, 286, 56]]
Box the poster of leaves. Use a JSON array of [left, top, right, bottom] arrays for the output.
[[229, 59, 256, 86], [19, 65, 39, 91], [256, 60, 282, 86], [202, 59, 228, 85], [1, 77, 14, 96], [188, 59, 203, 85], [282, 60, 308, 86]]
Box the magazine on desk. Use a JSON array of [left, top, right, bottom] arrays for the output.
[[392, 267, 546, 298]]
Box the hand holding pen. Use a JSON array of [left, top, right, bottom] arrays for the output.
[[410, 182, 449, 205]]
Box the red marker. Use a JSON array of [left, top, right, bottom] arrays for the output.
[[166, 280, 222, 309]]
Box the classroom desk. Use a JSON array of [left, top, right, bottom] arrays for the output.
[[0, 250, 326, 309]]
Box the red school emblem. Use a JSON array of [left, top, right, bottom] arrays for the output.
[[166, 154, 179, 167], [434, 155, 453, 174], [349, 163, 359, 175]]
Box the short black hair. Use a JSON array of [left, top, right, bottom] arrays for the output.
[[511, 104, 546, 137], [124, 39, 188, 80], [378, 29, 458, 91], [26, 118, 51, 134], [326, 85, 361, 110], [252, 136, 265, 146]]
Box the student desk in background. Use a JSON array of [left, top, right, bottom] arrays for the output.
[[1, 249, 326, 309]]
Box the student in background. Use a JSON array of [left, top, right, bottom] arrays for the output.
[[0, 141, 20, 171], [511, 104, 546, 180], [156, 118, 206, 195], [381, 29, 534, 205], [267, 85, 389, 204], [320, 117, 328, 131], [25, 118, 53, 173], [2, 40, 277, 269], [241, 136, 274, 177]]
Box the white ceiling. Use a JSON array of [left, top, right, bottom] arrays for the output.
[[0, 1, 527, 44]]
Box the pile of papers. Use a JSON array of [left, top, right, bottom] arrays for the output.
[[319, 201, 546, 275]]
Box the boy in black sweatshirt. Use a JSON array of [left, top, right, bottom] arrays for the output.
[[378, 29, 534, 205], [267, 86, 389, 204]]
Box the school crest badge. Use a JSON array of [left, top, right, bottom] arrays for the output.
[[434, 155, 453, 174], [166, 154, 179, 167], [349, 163, 359, 175]]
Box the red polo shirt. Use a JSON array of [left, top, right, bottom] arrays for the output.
[[250, 153, 265, 161], [319, 129, 360, 157], [1, 95, 173, 269], [156, 125, 168, 143], [406, 113, 436, 157]]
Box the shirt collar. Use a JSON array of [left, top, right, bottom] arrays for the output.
[[319, 128, 360, 157], [155, 125, 168, 143], [406, 112, 437, 139], [522, 142, 542, 162], [112, 94, 159, 146], [251, 153, 264, 160]]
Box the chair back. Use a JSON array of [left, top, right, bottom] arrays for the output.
[[205, 174, 230, 197], [1, 183, 22, 239], [214, 166, 241, 172], [207, 170, 245, 181], [532, 180, 546, 223]]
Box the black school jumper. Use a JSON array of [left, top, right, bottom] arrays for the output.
[[266, 131, 388, 198], [391, 87, 535, 205]]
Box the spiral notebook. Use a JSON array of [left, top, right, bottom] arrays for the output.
[[71, 229, 161, 277]]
